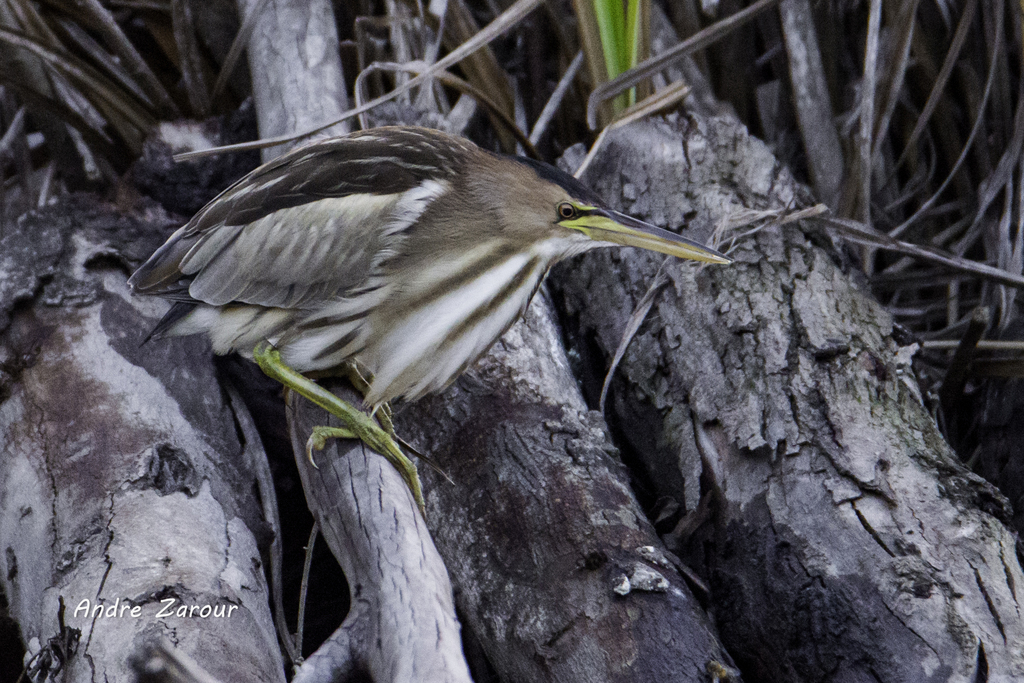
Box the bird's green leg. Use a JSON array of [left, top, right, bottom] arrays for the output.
[[253, 342, 424, 514], [334, 362, 395, 437]]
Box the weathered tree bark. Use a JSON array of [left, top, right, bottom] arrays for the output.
[[0, 196, 284, 682], [236, 0, 350, 159], [286, 387, 472, 683], [552, 116, 1024, 681], [395, 293, 737, 682]]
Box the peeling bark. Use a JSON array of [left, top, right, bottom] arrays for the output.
[[0, 197, 285, 682], [551, 115, 1024, 682]]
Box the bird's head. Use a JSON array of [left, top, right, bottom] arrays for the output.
[[489, 153, 731, 264]]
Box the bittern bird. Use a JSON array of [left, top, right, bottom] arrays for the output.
[[129, 126, 729, 513]]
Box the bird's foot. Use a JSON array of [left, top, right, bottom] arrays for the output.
[[253, 341, 425, 515], [305, 426, 355, 467]]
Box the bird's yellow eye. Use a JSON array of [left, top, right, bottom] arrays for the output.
[[557, 202, 577, 220]]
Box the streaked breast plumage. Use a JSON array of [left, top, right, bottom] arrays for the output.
[[128, 127, 584, 406]]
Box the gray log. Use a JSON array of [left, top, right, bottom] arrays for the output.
[[287, 388, 473, 683], [552, 115, 1024, 682], [0, 196, 285, 683], [394, 294, 738, 682], [236, 0, 350, 160]]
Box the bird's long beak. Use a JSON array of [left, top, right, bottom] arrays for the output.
[[565, 208, 731, 264]]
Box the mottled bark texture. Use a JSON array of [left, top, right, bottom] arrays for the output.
[[0, 197, 284, 682], [392, 294, 736, 682], [551, 115, 1024, 682]]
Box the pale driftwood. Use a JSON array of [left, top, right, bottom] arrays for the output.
[[0, 196, 284, 683], [235, 0, 350, 159], [287, 386, 473, 683], [552, 116, 1024, 681], [393, 294, 737, 682]]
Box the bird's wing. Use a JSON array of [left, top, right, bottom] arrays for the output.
[[128, 128, 472, 309]]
